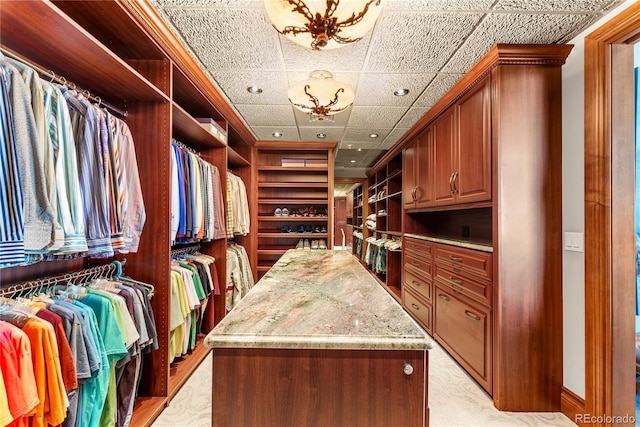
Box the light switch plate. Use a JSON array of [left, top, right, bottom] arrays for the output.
[[564, 232, 584, 252]]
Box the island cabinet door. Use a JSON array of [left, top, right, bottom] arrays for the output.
[[212, 348, 428, 427]]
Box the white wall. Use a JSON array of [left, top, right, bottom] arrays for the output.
[[561, 0, 637, 399]]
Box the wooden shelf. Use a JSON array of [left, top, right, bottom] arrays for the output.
[[172, 103, 227, 149], [228, 146, 250, 167], [168, 335, 211, 400], [129, 397, 167, 427], [258, 216, 328, 222], [258, 182, 328, 188], [258, 199, 329, 205], [258, 166, 328, 172], [0, 2, 168, 104], [258, 232, 328, 238]]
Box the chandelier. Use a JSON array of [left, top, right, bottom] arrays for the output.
[[264, 0, 383, 50], [288, 70, 354, 121]]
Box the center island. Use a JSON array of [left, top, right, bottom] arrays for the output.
[[205, 249, 434, 427]]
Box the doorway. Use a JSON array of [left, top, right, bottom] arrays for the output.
[[584, 2, 640, 424]]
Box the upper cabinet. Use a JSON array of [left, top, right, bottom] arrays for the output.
[[404, 76, 491, 211], [403, 129, 432, 209], [455, 76, 491, 204]]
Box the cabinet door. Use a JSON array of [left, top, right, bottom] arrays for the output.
[[402, 142, 417, 209], [432, 108, 457, 206], [414, 128, 433, 208], [456, 76, 491, 203]]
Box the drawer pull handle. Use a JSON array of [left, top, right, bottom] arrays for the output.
[[438, 294, 450, 302], [449, 256, 463, 262], [449, 277, 463, 285], [465, 310, 481, 321], [411, 303, 420, 310], [411, 261, 420, 266], [412, 281, 421, 286]]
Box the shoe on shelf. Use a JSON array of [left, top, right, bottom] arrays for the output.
[[311, 240, 319, 249], [303, 239, 311, 249], [281, 226, 290, 233], [297, 225, 305, 234], [295, 239, 304, 249], [274, 207, 282, 216], [320, 225, 327, 233], [305, 225, 313, 233], [318, 239, 327, 249], [291, 209, 300, 217], [281, 207, 289, 216], [312, 226, 320, 233]]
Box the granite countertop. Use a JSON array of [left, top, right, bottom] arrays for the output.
[[205, 250, 434, 351], [404, 233, 493, 253]]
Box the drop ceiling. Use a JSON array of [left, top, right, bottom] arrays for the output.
[[149, 0, 622, 178]]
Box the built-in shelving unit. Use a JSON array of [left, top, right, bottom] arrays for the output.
[[255, 142, 335, 279], [0, 2, 255, 426]]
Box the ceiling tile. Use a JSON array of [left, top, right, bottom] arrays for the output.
[[252, 126, 300, 141], [364, 12, 483, 73], [396, 107, 430, 128], [298, 127, 345, 141], [414, 73, 464, 107], [287, 71, 360, 91], [354, 73, 434, 106], [383, 0, 495, 11], [213, 70, 290, 104], [339, 141, 380, 150], [493, 0, 622, 12], [347, 106, 406, 128], [235, 104, 297, 126], [381, 127, 411, 149], [161, 8, 283, 71], [443, 12, 594, 73], [280, 32, 372, 72], [342, 128, 392, 142]]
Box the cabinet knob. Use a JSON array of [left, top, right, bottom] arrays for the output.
[[403, 363, 414, 376]]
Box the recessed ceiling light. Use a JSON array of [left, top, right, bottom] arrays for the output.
[[350, 160, 356, 163], [357, 148, 362, 152], [369, 133, 379, 138], [247, 86, 263, 94], [394, 88, 409, 96], [272, 131, 282, 137], [347, 144, 353, 148], [317, 133, 327, 139]]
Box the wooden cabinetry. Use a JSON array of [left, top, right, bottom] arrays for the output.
[[255, 142, 335, 279], [374, 44, 572, 412], [403, 129, 433, 209], [0, 2, 255, 425], [402, 236, 433, 333], [362, 153, 403, 300]]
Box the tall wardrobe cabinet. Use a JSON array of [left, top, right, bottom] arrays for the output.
[[1, 1, 255, 426]]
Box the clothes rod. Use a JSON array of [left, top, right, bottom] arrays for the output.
[[0, 46, 128, 118]]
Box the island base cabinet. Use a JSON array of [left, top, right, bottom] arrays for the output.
[[211, 348, 428, 427]]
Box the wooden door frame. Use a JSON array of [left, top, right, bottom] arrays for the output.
[[584, 3, 640, 424]]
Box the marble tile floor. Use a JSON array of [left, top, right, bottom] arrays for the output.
[[151, 342, 576, 427]]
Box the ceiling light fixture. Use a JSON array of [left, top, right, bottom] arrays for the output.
[[272, 131, 283, 137], [288, 70, 354, 121], [394, 88, 409, 96], [317, 133, 327, 139], [264, 0, 384, 51], [247, 86, 263, 94], [369, 133, 378, 138], [350, 160, 356, 163]]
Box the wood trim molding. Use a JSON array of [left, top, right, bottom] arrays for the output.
[[368, 44, 574, 174], [584, 2, 640, 425], [561, 387, 586, 426]]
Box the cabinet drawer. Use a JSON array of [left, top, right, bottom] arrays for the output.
[[403, 287, 432, 333], [403, 237, 432, 259], [404, 254, 432, 278], [434, 264, 491, 307], [434, 244, 492, 280], [404, 267, 432, 302], [434, 285, 492, 392]]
